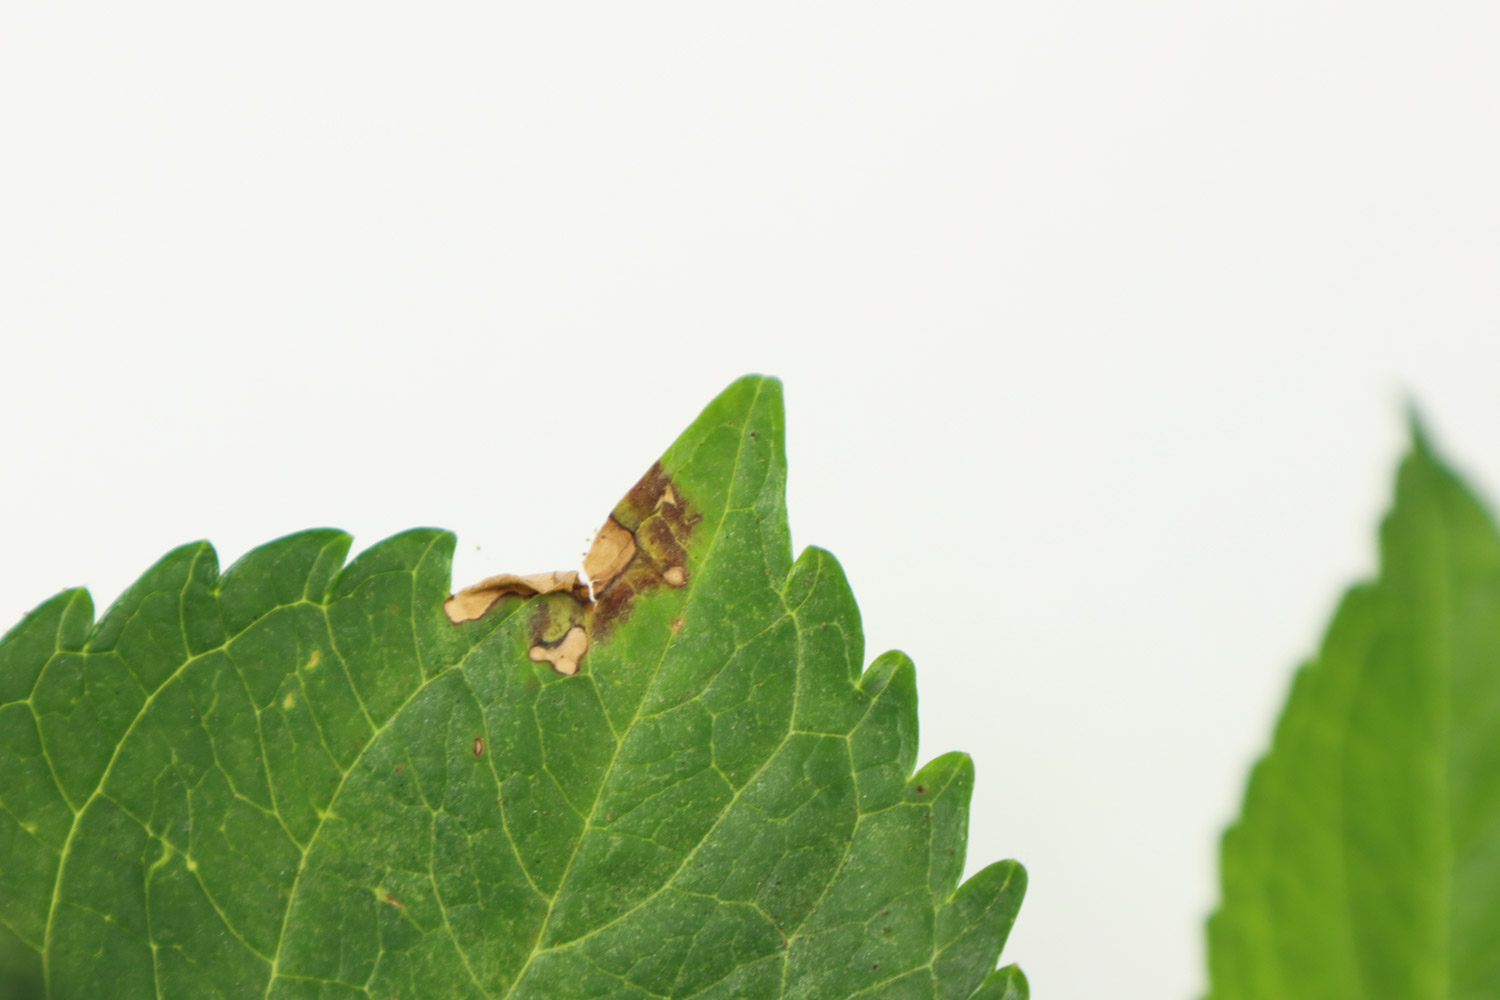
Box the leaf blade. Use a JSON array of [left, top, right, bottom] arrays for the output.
[[1209, 428, 1500, 1000], [1, 375, 1025, 999]]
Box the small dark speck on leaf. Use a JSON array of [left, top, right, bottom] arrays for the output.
[[914, 785, 925, 794], [394, 765, 403, 773]]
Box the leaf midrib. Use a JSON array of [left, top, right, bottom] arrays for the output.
[[497, 379, 767, 1000]]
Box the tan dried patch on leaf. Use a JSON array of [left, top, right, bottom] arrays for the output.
[[581, 518, 637, 594], [444, 571, 585, 624], [529, 624, 589, 676]]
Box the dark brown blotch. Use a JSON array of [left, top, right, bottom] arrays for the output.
[[583, 463, 701, 637]]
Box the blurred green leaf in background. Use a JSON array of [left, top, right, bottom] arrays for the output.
[[1210, 422, 1500, 1000]]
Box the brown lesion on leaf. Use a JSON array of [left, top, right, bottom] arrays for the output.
[[586, 461, 701, 635], [623, 461, 676, 517], [443, 460, 704, 674], [529, 624, 588, 677]]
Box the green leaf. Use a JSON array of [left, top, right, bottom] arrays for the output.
[[0, 375, 1025, 1000], [1208, 421, 1500, 1000]]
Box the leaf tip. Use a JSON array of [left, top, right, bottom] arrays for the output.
[[1403, 397, 1437, 456]]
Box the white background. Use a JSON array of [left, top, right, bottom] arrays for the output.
[[4, 4, 1500, 997]]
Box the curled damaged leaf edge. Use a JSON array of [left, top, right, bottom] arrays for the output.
[[441, 469, 690, 676]]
